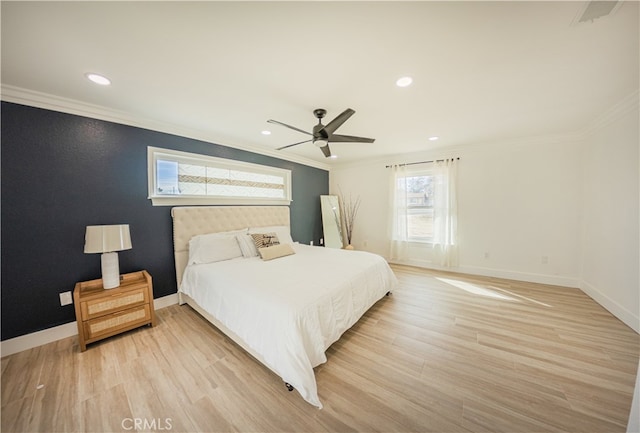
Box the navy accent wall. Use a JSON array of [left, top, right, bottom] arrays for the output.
[[1, 102, 328, 341]]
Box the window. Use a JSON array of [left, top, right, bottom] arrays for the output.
[[389, 158, 459, 267], [147, 147, 292, 206], [401, 171, 435, 242]]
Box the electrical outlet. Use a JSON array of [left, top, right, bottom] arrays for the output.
[[541, 255, 549, 265], [484, 251, 490, 259], [59, 291, 72, 306]]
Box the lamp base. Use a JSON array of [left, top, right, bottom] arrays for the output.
[[101, 252, 121, 289]]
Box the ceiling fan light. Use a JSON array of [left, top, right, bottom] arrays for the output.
[[314, 139, 328, 148]]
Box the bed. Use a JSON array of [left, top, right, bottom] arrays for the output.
[[171, 206, 397, 408]]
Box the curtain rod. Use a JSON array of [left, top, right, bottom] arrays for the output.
[[385, 157, 460, 168]]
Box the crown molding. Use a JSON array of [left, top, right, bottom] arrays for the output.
[[0, 85, 331, 172], [331, 89, 639, 170], [330, 130, 586, 170], [582, 89, 639, 137], [4, 84, 635, 173]]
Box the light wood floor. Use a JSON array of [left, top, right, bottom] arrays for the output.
[[2, 265, 638, 432]]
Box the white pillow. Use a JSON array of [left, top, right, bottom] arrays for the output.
[[248, 225, 294, 245], [188, 229, 246, 264], [236, 232, 259, 258]]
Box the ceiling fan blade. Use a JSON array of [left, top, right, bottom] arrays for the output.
[[329, 134, 375, 143], [321, 108, 355, 136], [277, 139, 313, 150], [320, 144, 332, 158], [267, 119, 313, 136]]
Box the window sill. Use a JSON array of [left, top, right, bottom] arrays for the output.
[[409, 239, 434, 245], [392, 239, 434, 246], [149, 196, 292, 207]]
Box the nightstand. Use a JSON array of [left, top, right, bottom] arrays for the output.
[[73, 270, 156, 351]]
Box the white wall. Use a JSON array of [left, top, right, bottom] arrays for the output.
[[457, 139, 583, 285], [331, 135, 584, 287], [581, 101, 639, 333], [331, 94, 639, 333], [331, 161, 391, 258]]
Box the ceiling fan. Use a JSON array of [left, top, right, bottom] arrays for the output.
[[268, 108, 375, 158]]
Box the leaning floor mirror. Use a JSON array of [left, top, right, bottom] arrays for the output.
[[320, 195, 343, 248]]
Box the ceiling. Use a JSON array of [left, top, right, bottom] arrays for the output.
[[2, 1, 638, 167]]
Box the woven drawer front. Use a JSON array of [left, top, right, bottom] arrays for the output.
[[85, 304, 151, 340], [83, 286, 147, 320]]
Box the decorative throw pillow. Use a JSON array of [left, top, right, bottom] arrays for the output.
[[251, 232, 280, 249], [248, 225, 294, 245], [258, 243, 296, 261]]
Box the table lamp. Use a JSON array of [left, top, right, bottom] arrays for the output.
[[84, 224, 132, 289]]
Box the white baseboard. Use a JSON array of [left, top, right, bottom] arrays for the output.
[[0, 293, 179, 358], [0, 322, 80, 358], [580, 281, 639, 333], [456, 265, 581, 288], [154, 293, 179, 310], [4, 277, 637, 358], [389, 260, 638, 334], [389, 260, 580, 288]]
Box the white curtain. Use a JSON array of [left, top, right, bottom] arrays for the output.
[[432, 158, 459, 267], [388, 164, 409, 261]]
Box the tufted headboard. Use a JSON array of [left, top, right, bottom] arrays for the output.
[[171, 206, 290, 287]]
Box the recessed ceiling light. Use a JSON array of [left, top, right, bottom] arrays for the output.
[[261, 130, 271, 135], [396, 76, 413, 87], [428, 136, 439, 141], [85, 73, 111, 86]]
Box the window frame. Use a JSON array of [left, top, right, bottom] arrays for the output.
[[147, 146, 292, 206], [400, 168, 435, 244]]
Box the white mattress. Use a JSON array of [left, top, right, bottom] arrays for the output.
[[179, 243, 398, 408]]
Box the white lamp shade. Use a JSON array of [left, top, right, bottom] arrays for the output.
[[84, 224, 132, 253]]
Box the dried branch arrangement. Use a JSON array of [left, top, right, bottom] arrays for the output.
[[330, 204, 344, 245], [339, 190, 361, 246]]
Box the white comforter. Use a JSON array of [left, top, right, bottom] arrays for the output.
[[180, 243, 397, 408]]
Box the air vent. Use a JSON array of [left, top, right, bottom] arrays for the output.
[[574, 1, 623, 24]]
